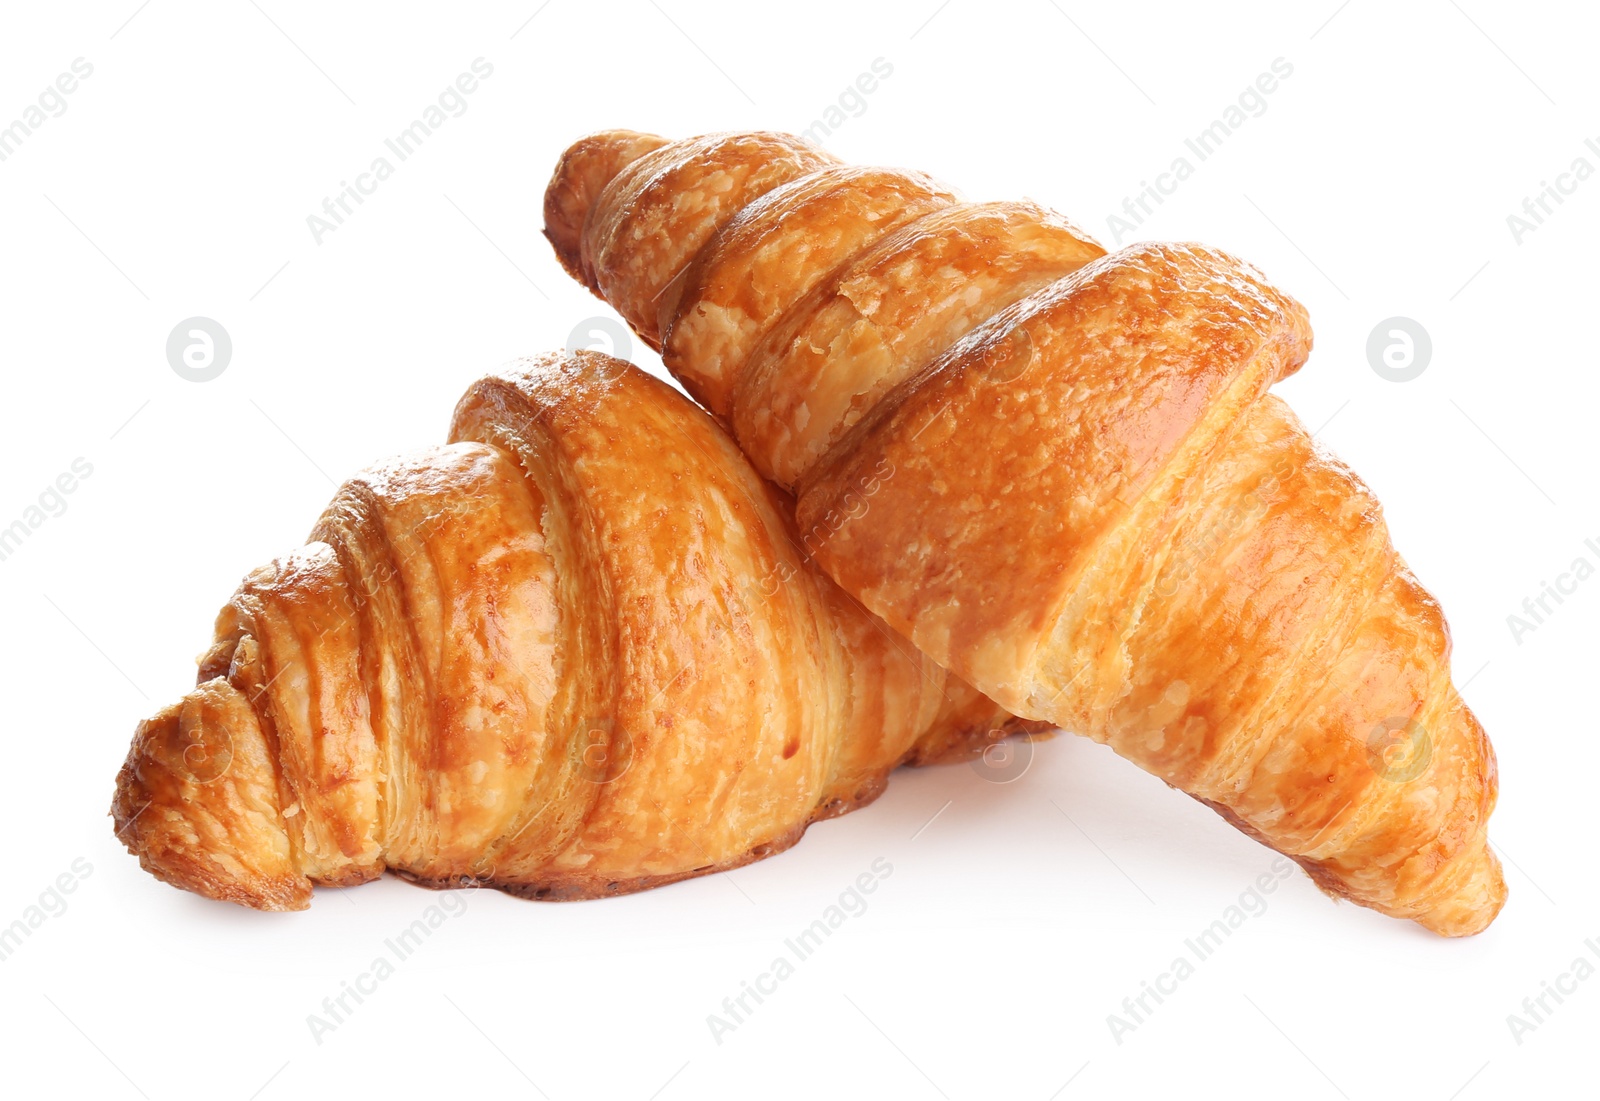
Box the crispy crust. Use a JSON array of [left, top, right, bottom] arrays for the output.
[[546, 129, 1506, 936], [111, 351, 1045, 910], [542, 129, 666, 290], [378, 707, 1049, 903]]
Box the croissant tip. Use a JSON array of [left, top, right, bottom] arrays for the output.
[[113, 798, 315, 913], [1417, 842, 1508, 938], [112, 681, 316, 912]]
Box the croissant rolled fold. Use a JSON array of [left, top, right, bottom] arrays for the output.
[[545, 129, 1505, 935], [111, 352, 1040, 910]]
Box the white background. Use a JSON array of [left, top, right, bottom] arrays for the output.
[[0, 2, 1593, 1098]]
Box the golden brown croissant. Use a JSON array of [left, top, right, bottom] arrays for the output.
[[545, 129, 1505, 936], [111, 351, 1041, 910]]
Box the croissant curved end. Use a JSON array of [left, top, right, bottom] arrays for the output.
[[543, 128, 667, 289], [1411, 835, 1507, 938], [112, 678, 312, 911]]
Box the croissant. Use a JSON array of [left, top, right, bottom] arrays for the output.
[[545, 129, 1505, 936], [111, 351, 1042, 910]]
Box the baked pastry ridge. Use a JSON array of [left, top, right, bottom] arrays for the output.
[[111, 352, 1043, 909], [545, 130, 1504, 936]]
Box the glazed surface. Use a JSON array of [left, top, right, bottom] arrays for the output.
[[111, 351, 1038, 909], [547, 129, 1504, 935]]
